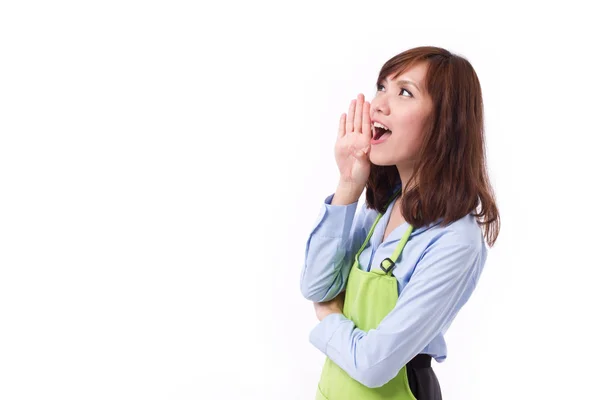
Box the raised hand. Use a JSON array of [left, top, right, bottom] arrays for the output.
[[334, 94, 372, 190]]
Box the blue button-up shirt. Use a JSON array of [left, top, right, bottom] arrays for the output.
[[300, 192, 488, 388]]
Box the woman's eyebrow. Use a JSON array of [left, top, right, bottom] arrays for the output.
[[387, 77, 422, 93]]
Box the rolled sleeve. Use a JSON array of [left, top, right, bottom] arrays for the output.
[[309, 313, 350, 354], [300, 194, 370, 302], [312, 193, 358, 239]]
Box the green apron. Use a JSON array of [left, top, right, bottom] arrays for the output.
[[316, 190, 417, 400]]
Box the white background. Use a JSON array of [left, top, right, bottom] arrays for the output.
[[1, 1, 599, 399]]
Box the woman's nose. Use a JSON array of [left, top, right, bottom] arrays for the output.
[[371, 97, 390, 117]]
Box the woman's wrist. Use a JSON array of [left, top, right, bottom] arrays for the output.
[[317, 307, 343, 321], [332, 182, 363, 205]]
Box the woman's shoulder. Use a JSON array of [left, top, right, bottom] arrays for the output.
[[419, 212, 485, 250], [412, 213, 488, 279]]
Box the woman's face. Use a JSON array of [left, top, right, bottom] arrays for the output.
[[369, 61, 434, 167]]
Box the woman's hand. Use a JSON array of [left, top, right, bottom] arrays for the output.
[[314, 291, 346, 321], [334, 94, 372, 189]]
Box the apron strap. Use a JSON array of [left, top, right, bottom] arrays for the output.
[[375, 224, 413, 276], [353, 187, 413, 276]]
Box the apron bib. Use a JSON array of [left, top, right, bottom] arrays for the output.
[[316, 190, 417, 400]]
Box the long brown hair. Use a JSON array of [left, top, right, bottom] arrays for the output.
[[365, 46, 500, 247]]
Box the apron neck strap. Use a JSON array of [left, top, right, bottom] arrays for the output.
[[354, 188, 413, 275], [376, 224, 413, 275]]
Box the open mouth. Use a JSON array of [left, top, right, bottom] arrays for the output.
[[372, 121, 392, 140]]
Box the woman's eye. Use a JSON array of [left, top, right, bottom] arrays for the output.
[[376, 84, 412, 97], [400, 88, 413, 97]]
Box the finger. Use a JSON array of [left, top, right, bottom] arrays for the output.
[[362, 101, 371, 138], [338, 113, 346, 138], [353, 146, 369, 160], [354, 94, 364, 133], [346, 99, 356, 134]]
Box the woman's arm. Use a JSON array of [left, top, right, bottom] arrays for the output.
[[299, 189, 374, 303], [308, 231, 487, 388]]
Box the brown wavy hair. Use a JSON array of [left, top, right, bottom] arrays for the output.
[[365, 46, 500, 247]]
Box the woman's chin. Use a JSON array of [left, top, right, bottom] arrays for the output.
[[369, 151, 400, 167]]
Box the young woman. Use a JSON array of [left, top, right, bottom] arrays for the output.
[[300, 46, 500, 400]]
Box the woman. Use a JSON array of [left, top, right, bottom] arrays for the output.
[[300, 46, 499, 400]]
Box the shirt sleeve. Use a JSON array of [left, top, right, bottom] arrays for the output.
[[299, 193, 374, 302], [308, 232, 483, 388]]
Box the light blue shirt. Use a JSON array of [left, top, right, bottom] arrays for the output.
[[300, 191, 488, 388]]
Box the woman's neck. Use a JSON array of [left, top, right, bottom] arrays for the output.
[[397, 163, 416, 191]]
